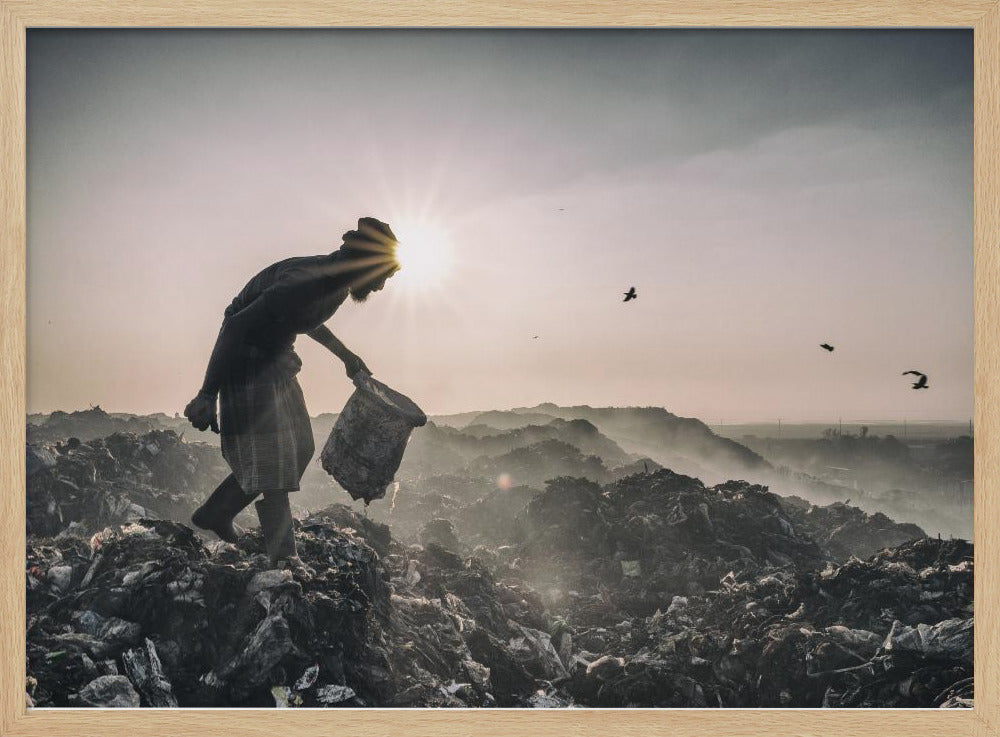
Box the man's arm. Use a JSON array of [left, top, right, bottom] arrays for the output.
[[184, 317, 247, 433], [198, 295, 277, 396], [185, 294, 280, 433], [197, 321, 242, 398], [307, 324, 370, 378]]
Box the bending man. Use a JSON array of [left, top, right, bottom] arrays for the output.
[[183, 217, 400, 569]]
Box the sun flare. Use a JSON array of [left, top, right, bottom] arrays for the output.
[[392, 218, 455, 290]]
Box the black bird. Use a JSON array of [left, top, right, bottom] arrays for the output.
[[643, 461, 649, 474], [820, 343, 834, 352], [623, 287, 637, 302], [902, 370, 929, 389]]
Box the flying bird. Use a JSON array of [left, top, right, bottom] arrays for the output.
[[902, 370, 929, 389], [532, 335, 538, 339], [820, 343, 834, 352], [623, 287, 637, 302]]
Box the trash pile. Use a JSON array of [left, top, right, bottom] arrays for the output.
[[553, 537, 972, 707], [455, 485, 541, 547], [26, 430, 230, 538], [460, 418, 634, 468], [27, 406, 172, 445], [378, 541, 552, 706], [512, 473, 831, 613], [26, 505, 558, 708], [26, 461, 970, 708], [780, 496, 928, 561], [466, 440, 613, 488], [27, 514, 389, 707], [398, 418, 633, 480]]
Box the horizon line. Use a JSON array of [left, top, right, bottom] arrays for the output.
[[25, 404, 975, 427]]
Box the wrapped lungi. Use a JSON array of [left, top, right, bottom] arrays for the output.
[[219, 347, 315, 493]]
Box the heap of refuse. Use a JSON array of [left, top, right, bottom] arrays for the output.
[[780, 495, 928, 561], [26, 495, 971, 708], [26, 442, 971, 709], [26, 430, 230, 538], [26, 505, 568, 708], [27, 513, 388, 707], [553, 537, 972, 707], [512, 473, 832, 614], [27, 406, 185, 446]]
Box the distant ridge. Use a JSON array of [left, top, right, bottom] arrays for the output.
[[509, 403, 770, 481]]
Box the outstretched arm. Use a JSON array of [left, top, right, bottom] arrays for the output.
[[307, 324, 371, 378]]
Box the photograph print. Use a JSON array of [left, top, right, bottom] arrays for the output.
[[25, 29, 973, 709]]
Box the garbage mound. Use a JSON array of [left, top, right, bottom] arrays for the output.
[[27, 514, 388, 707], [514, 473, 830, 614], [398, 418, 631, 479], [26, 505, 565, 708], [25, 467, 970, 708], [456, 485, 540, 547], [26, 406, 164, 445], [463, 418, 633, 467], [27, 430, 230, 538], [560, 537, 973, 708], [379, 541, 552, 706], [467, 439, 612, 488], [781, 496, 927, 561]]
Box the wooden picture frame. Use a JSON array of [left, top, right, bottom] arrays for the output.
[[1, 2, 997, 735]]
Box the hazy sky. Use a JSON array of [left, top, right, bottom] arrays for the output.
[[26, 29, 973, 422]]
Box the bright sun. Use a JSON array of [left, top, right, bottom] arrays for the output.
[[392, 218, 455, 290]]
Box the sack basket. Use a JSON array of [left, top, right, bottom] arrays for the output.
[[320, 374, 426, 504]]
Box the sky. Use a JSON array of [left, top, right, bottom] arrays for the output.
[[26, 29, 973, 422]]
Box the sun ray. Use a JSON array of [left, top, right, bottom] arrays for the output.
[[390, 216, 456, 292]]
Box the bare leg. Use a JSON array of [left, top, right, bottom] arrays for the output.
[[255, 491, 299, 567]]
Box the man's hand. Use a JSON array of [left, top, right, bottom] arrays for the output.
[[307, 326, 371, 380], [184, 391, 220, 433], [343, 353, 371, 380]]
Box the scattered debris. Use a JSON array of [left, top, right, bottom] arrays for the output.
[[26, 427, 971, 708], [27, 430, 230, 538]]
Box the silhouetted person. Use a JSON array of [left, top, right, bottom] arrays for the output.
[[623, 287, 637, 302], [820, 343, 834, 352], [184, 217, 400, 571], [902, 370, 929, 389]]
